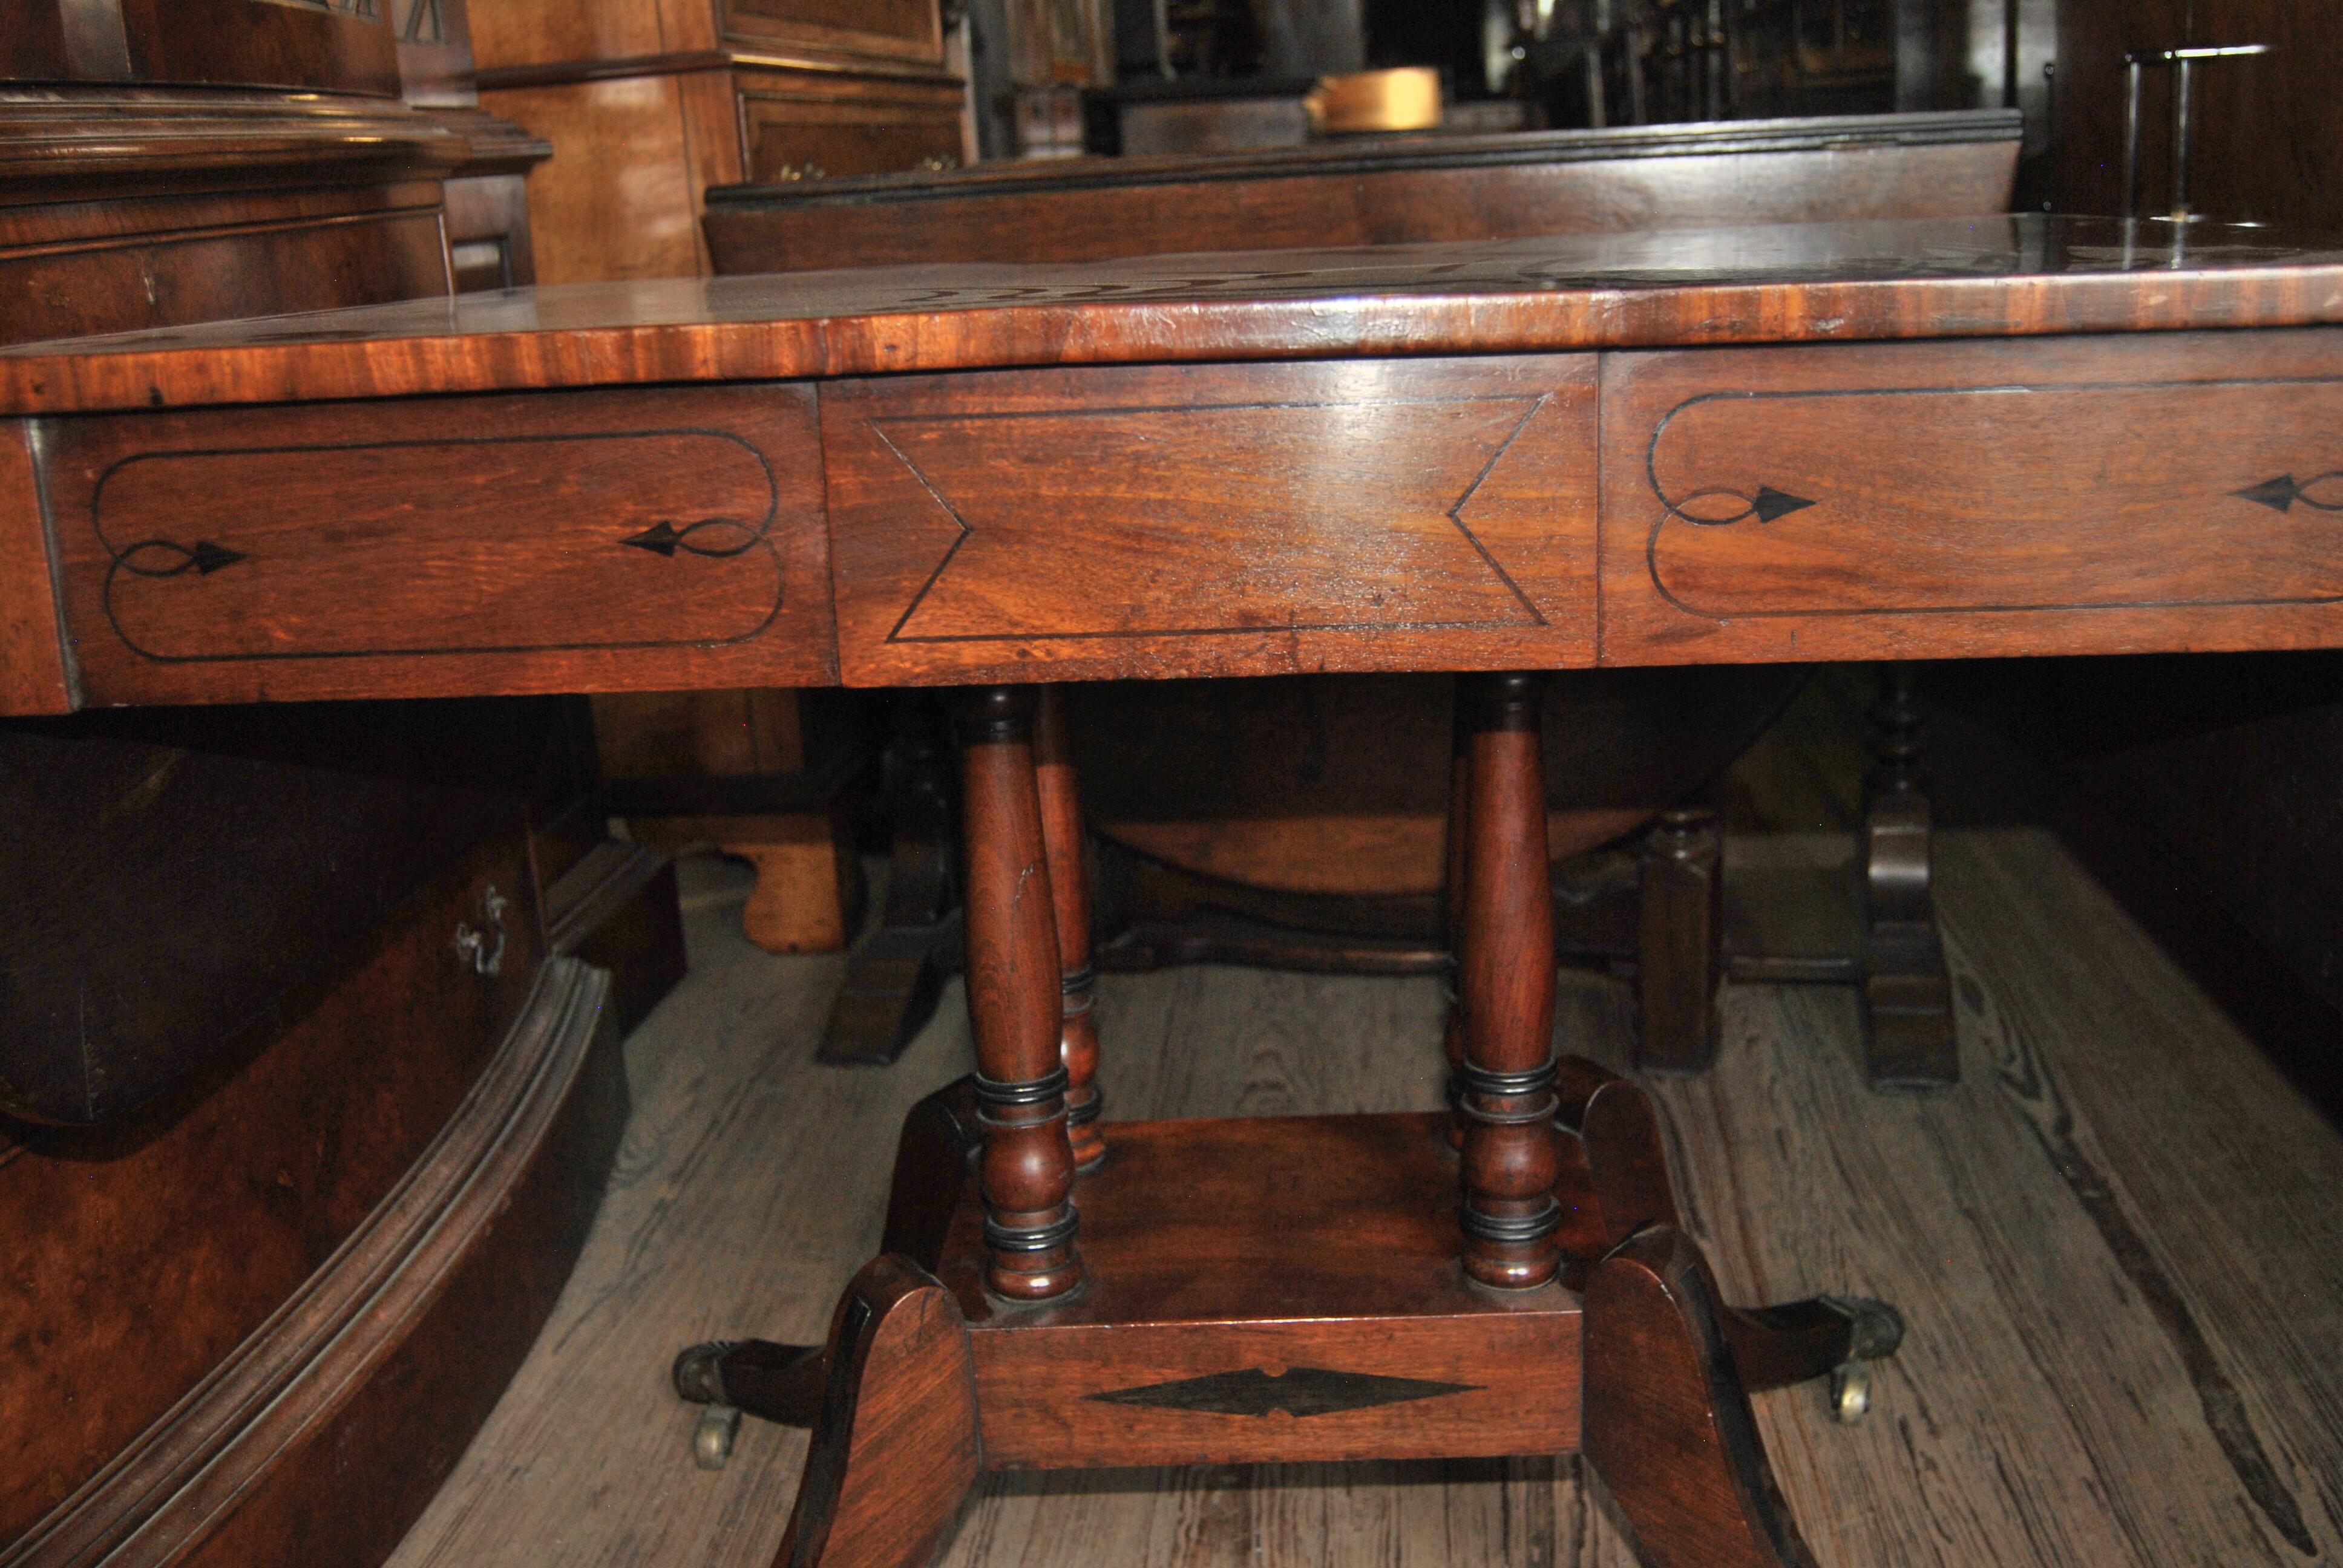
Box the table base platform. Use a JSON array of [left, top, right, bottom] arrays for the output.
[[678, 1082, 1903, 1568]]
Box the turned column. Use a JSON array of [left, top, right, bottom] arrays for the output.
[[1034, 686, 1105, 1170], [955, 687, 1083, 1301], [1441, 711, 1472, 1148], [1455, 672, 1563, 1290]]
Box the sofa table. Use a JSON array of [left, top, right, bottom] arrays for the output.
[[6, 214, 2342, 1568]]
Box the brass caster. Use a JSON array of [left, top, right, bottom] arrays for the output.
[[1829, 1361, 1872, 1425], [694, 1402, 742, 1469]]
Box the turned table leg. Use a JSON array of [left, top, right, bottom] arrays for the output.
[[1636, 806, 1724, 1074], [957, 686, 1084, 1302], [1455, 672, 1564, 1290], [1443, 708, 1472, 1148], [1034, 686, 1105, 1171], [1863, 665, 1958, 1089]]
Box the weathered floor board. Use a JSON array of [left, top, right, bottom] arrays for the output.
[[387, 830, 2343, 1568]]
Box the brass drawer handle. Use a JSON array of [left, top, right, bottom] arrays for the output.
[[454, 885, 510, 978]]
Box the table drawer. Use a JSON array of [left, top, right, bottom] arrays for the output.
[[1599, 330, 2343, 664], [42, 385, 835, 705], [822, 357, 1600, 685]]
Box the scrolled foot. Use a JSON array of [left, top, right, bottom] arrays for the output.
[[1585, 1227, 1821, 1568], [778, 1256, 978, 1568]]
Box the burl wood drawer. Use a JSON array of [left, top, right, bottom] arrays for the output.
[[41, 384, 834, 706], [822, 357, 1599, 685], [1599, 329, 2343, 665]]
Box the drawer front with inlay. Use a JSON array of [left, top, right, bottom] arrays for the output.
[[42, 385, 835, 705], [1599, 329, 2343, 665], [822, 357, 1600, 685]]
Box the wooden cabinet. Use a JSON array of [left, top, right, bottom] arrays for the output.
[[471, 0, 969, 281]]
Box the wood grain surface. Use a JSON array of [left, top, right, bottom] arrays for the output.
[[385, 832, 2343, 1568], [700, 111, 2019, 275], [936, 1113, 1581, 1469], [37, 384, 835, 705], [5, 957, 624, 1568], [0, 421, 70, 714], [0, 836, 540, 1546], [1601, 327, 2343, 665], [823, 359, 1598, 684], [9, 217, 2343, 416]]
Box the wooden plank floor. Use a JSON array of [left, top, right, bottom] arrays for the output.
[[387, 829, 2343, 1568]]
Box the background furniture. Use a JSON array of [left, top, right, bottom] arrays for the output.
[[466, 0, 974, 961], [0, 10, 678, 1567], [470, 0, 973, 283]]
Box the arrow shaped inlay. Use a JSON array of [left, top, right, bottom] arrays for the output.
[[2234, 472, 2343, 514], [622, 521, 684, 557], [1087, 1366, 1482, 1419], [1751, 485, 1817, 523], [190, 541, 246, 574], [2235, 475, 2302, 512]]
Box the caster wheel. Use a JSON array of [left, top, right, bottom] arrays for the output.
[[1829, 1361, 1872, 1425], [695, 1402, 743, 1469]]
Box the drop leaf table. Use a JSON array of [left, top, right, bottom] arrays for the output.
[[7, 214, 2343, 1568]]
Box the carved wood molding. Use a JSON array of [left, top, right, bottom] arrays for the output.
[[0, 957, 619, 1568], [0, 90, 470, 188]]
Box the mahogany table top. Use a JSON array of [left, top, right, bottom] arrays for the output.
[[5, 215, 2342, 414]]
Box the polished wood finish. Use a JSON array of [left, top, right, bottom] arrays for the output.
[[0, 423, 67, 715], [1599, 325, 2343, 666], [0, 91, 461, 348], [8, 960, 624, 1568], [1034, 687, 1103, 1169], [1454, 673, 1562, 1289], [700, 111, 2008, 999], [469, 0, 965, 284], [8, 214, 2341, 1567], [474, 73, 725, 282], [0, 705, 552, 1126], [21, 217, 2343, 415], [734, 68, 962, 185], [822, 357, 1598, 686], [1582, 1227, 1816, 1568], [0, 836, 537, 1546], [43, 956, 623, 1568], [37, 384, 832, 707], [940, 1112, 1584, 1468], [955, 687, 1081, 1302], [775, 1256, 978, 1568], [703, 109, 2017, 273], [395, 830, 2343, 1568], [1068, 667, 1794, 906]]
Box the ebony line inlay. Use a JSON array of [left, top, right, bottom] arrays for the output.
[[1087, 1367, 1482, 1417]]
